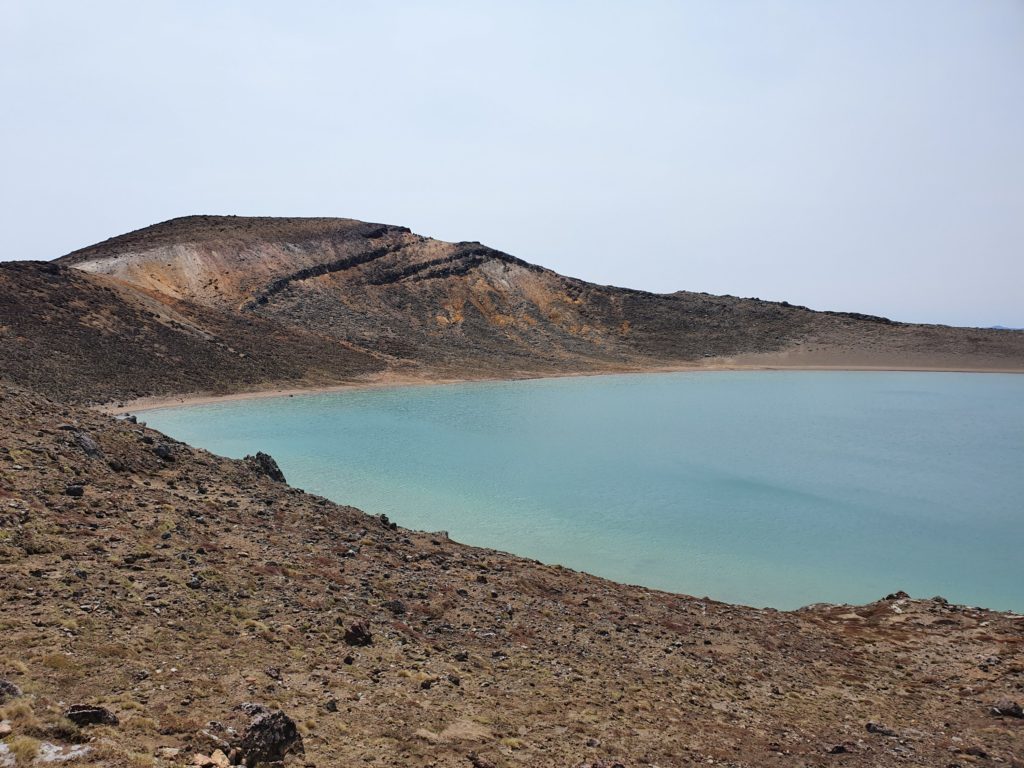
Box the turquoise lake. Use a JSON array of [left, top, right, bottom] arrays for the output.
[[138, 371, 1024, 611]]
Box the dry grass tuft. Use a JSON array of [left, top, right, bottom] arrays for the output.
[[40, 653, 78, 671], [0, 657, 28, 675], [1, 700, 42, 731], [7, 734, 40, 763]]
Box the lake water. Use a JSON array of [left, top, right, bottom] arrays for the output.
[[138, 371, 1024, 611]]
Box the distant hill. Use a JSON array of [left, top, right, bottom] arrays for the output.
[[1, 215, 1021, 404]]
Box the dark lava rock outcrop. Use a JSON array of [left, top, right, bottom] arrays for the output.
[[64, 704, 119, 726], [244, 452, 286, 483], [232, 703, 305, 766], [0, 680, 21, 704]]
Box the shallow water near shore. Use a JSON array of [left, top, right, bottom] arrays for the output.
[[139, 371, 1024, 611]]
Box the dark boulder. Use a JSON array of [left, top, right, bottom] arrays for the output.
[[383, 599, 406, 616], [343, 620, 373, 647], [231, 703, 304, 767], [990, 700, 1023, 718], [152, 443, 174, 461], [64, 704, 119, 726], [866, 722, 897, 736], [245, 451, 286, 483], [65, 484, 84, 497], [469, 754, 498, 768], [73, 430, 104, 459], [0, 679, 22, 704]]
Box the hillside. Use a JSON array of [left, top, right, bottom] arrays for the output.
[[1, 216, 1023, 766], [0, 214, 1003, 405], [0, 261, 384, 405], [1, 384, 1022, 767]]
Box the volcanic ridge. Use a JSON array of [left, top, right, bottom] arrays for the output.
[[0, 216, 1021, 767]]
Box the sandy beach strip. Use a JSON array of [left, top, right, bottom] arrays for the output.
[[100, 355, 1024, 415]]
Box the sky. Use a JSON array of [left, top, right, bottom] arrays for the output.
[[1, 1, 1021, 327]]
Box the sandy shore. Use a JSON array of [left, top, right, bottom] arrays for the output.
[[101, 356, 1023, 415], [100, 366, 691, 414]]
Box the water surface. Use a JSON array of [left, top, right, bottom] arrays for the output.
[[139, 371, 1024, 611]]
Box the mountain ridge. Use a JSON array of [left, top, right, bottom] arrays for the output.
[[0, 215, 1021, 408], [56, 215, 899, 316]]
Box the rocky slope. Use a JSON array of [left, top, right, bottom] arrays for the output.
[[58, 215, 828, 374], [2, 214, 1014, 405], [2, 217, 1023, 767], [0, 261, 385, 404], [1, 384, 1022, 767]]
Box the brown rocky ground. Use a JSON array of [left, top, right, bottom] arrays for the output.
[[1, 385, 1022, 767], [0, 261, 385, 405]]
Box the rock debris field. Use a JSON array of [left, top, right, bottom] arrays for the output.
[[0, 384, 1021, 766]]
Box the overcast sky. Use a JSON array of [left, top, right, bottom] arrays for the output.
[[1, 1, 1021, 327]]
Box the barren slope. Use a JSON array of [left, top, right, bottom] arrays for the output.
[[0, 261, 385, 404], [53, 216, 1024, 395], [1, 386, 1022, 767]]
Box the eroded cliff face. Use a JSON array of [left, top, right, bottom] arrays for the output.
[[61, 215, 741, 370], [0, 214, 1019, 406], [63, 218, 413, 310]]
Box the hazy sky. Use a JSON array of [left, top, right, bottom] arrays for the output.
[[2, 1, 1021, 326]]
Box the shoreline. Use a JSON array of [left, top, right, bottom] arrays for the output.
[[113, 360, 1024, 615], [8, 383, 1024, 767], [104, 360, 1024, 414]]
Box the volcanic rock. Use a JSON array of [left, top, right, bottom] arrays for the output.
[[990, 700, 1023, 718], [245, 452, 286, 483], [343, 620, 373, 647], [231, 704, 304, 767], [72, 431, 103, 459], [866, 722, 898, 736], [64, 704, 119, 726], [0, 681, 20, 704]]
